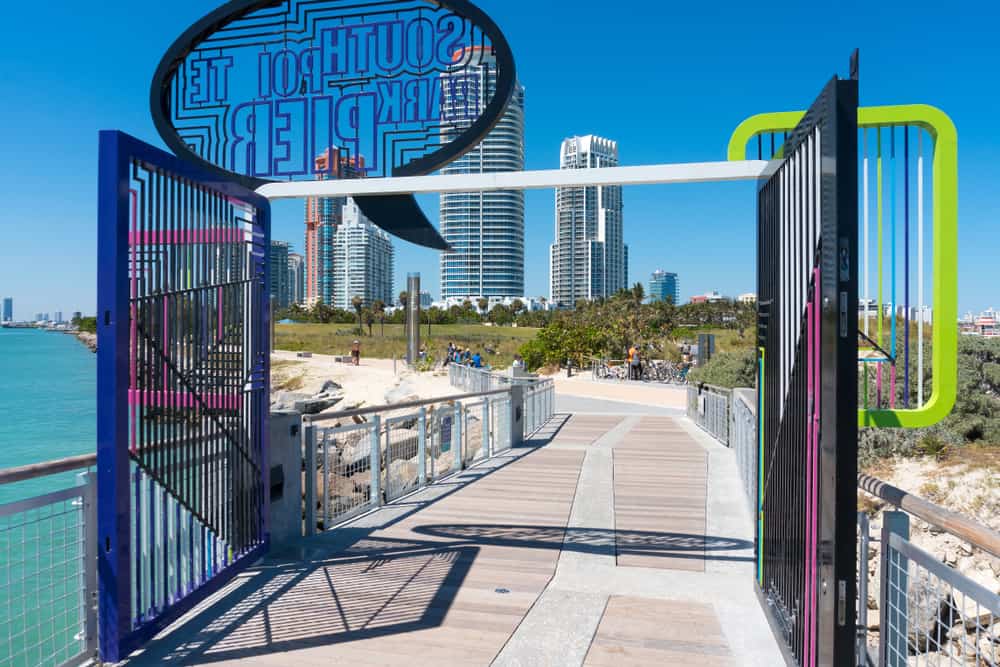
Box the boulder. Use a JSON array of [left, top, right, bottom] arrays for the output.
[[906, 581, 959, 654], [294, 395, 343, 415]]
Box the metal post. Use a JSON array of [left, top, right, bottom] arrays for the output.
[[482, 399, 491, 459], [418, 408, 427, 486], [879, 511, 910, 667], [321, 428, 329, 530], [370, 416, 382, 507], [510, 385, 524, 448], [856, 512, 870, 667], [453, 404, 464, 473], [406, 273, 420, 364], [80, 471, 99, 657], [303, 423, 316, 536]]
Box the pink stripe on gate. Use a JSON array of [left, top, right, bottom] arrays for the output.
[[809, 267, 821, 667], [128, 390, 241, 410], [804, 298, 814, 665]]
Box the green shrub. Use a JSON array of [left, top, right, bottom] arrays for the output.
[[688, 348, 757, 389]]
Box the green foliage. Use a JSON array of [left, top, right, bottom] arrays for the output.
[[74, 316, 97, 334], [688, 348, 757, 389], [860, 335, 1000, 464]]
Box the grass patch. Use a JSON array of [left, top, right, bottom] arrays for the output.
[[276, 323, 539, 369]]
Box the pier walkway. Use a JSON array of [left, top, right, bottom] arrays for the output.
[[126, 399, 783, 666]]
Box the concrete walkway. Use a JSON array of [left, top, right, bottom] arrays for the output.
[[126, 403, 782, 666]]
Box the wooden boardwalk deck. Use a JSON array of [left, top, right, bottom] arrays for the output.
[[131, 411, 775, 666], [613, 416, 708, 570]]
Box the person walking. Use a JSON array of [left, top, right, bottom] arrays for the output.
[[627, 344, 637, 381], [351, 339, 361, 366]]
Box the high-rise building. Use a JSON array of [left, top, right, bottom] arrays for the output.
[[550, 135, 627, 307], [440, 47, 525, 300], [269, 241, 291, 309], [304, 149, 363, 305], [649, 270, 679, 304], [331, 199, 395, 310], [54, 312, 63, 324], [288, 253, 305, 306], [2, 297, 12, 322]]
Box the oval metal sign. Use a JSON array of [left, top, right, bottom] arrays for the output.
[[150, 0, 517, 249]]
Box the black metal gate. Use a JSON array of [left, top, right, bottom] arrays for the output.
[[756, 72, 858, 666]]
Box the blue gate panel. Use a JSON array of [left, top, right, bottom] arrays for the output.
[[97, 131, 270, 662]]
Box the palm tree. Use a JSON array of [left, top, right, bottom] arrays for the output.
[[372, 299, 386, 336], [477, 297, 489, 319], [352, 295, 363, 335]]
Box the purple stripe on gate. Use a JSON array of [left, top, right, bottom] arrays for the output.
[[128, 228, 245, 245]]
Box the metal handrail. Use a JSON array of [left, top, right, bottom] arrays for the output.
[[858, 472, 1000, 558], [304, 388, 512, 423], [0, 453, 97, 485]]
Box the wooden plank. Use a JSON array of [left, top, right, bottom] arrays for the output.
[[613, 417, 709, 571], [584, 596, 733, 666]]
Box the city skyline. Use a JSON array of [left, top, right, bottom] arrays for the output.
[[2, 1, 999, 316]]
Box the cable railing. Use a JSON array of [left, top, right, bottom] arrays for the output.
[[303, 384, 553, 535], [0, 457, 98, 667], [686, 389, 1000, 666], [687, 383, 732, 445]]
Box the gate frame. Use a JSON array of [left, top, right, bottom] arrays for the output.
[[97, 130, 271, 662], [754, 73, 859, 666]]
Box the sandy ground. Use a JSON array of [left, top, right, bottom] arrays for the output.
[[271, 351, 453, 412], [545, 371, 688, 410]]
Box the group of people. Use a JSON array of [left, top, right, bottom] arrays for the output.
[[445, 342, 483, 368]]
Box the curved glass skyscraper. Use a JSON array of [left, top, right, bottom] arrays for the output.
[[440, 48, 525, 299]]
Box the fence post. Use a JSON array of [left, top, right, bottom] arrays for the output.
[[453, 403, 463, 471], [80, 471, 99, 657], [303, 423, 316, 536], [370, 415, 382, 507], [418, 407, 427, 486], [856, 512, 870, 667], [482, 399, 491, 458], [879, 511, 910, 667], [510, 385, 524, 447]]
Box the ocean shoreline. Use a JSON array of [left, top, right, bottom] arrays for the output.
[[71, 331, 97, 353]]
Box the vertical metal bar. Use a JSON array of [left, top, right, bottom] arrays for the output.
[[97, 131, 133, 663], [856, 512, 870, 667], [418, 407, 427, 486], [879, 512, 909, 667], [454, 404, 464, 473], [370, 416, 382, 507], [482, 399, 491, 459], [81, 471, 99, 657], [304, 423, 316, 536], [322, 431, 329, 530]]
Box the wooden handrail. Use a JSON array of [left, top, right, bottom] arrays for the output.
[[0, 453, 97, 486], [858, 473, 1000, 559]]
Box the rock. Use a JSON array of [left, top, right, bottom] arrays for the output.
[[906, 582, 959, 654], [385, 381, 419, 405], [958, 543, 974, 557], [271, 391, 310, 411], [320, 379, 342, 394], [386, 459, 417, 491], [293, 395, 343, 415]]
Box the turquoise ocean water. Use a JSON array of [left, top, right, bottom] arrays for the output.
[[0, 327, 96, 504], [0, 327, 96, 666]]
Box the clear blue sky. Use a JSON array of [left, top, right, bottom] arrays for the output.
[[0, 1, 997, 319]]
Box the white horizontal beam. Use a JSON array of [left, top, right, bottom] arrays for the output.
[[255, 160, 768, 199]]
